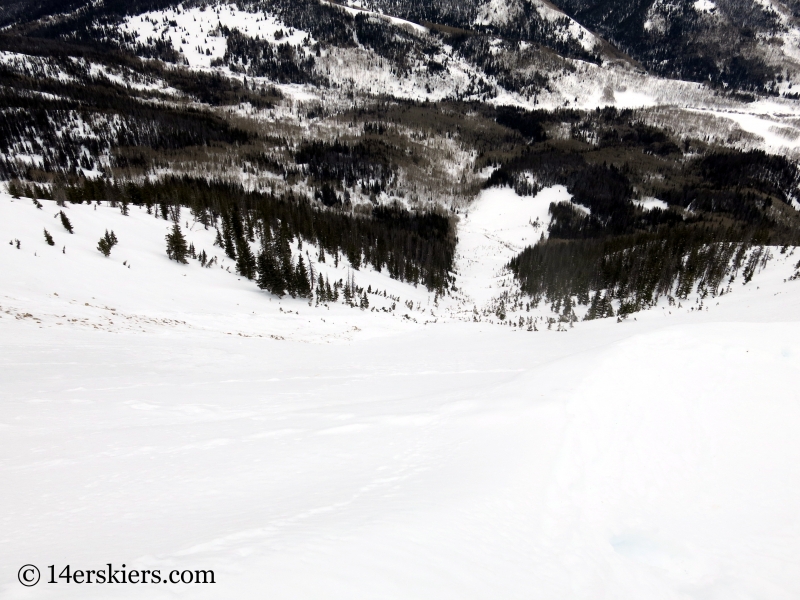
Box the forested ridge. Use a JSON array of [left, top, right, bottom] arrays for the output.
[[487, 106, 800, 319], [42, 177, 456, 294], [509, 226, 778, 320], [3, 0, 797, 95]]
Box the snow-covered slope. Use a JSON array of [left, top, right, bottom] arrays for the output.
[[0, 196, 439, 343], [118, 3, 492, 104], [120, 4, 311, 71], [113, 1, 800, 113], [475, 0, 602, 54], [2, 195, 800, 598], [454, 185, 563, 307]]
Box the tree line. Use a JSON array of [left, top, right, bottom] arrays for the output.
[[61, 176, 456, 293]]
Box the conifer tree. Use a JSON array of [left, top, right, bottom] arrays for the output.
[[562, 296, 573, 318], [222, 217, 237, 260], [227, 205, 255, 279], [596, 292, 614, 318], [295, 256, 312, 298], [585, 290, 600, 321], [317, 273, 325, 300], [343, 278, 352, 304], [166, 223, 188, 263], [307, 257, 315, 293], [218, 213, 234, 258], [276, 222, 295, 296], [59, 211, 73, 234], [231, 204, 246, 243], [97, 230, 118, 257], [256, 223, 286, 298], [236, 237, 257, 280], [257, 245, 285, 297], [43, 229, 54, 246], [245, 214, 255, 242]]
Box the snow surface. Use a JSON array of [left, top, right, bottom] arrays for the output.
[[119, 3, 481, 104], [634, 197, 669, 211], [2, 195, 800, 598], [0, 197, 435, 342], [455, 186, 563, 307], [689, 107, 800, 155], [474, 0, 599, 53], [114, 1, 774, 117]]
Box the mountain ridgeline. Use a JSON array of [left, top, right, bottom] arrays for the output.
[[3, 0, 798, 94]]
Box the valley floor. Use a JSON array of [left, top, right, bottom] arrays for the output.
[[2, 196, 800, 598]]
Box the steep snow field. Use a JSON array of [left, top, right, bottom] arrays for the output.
[[2, 196, 800, 598], [454, 185, 564, 307]]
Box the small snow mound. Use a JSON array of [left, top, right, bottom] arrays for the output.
[[693, 0, 716, 13], [635, 197, 669, 211]]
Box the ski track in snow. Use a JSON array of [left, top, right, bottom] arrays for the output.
[[2, 194, 800, 598]]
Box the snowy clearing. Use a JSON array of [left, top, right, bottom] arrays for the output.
[[455, 185, 564, 307]]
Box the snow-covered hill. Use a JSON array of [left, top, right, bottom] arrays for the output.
[[2, 194, 800, 598]]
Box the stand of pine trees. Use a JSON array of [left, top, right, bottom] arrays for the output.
[[255, 222, 313, 298], [97, 229, 118, 257], [61, 177, 455, 294], [509, 225, 774, 319]]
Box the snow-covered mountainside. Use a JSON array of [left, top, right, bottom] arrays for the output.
[[3, 0, 800, 596], [4, 0, 800, 191], [2, 194, 800, 599]]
